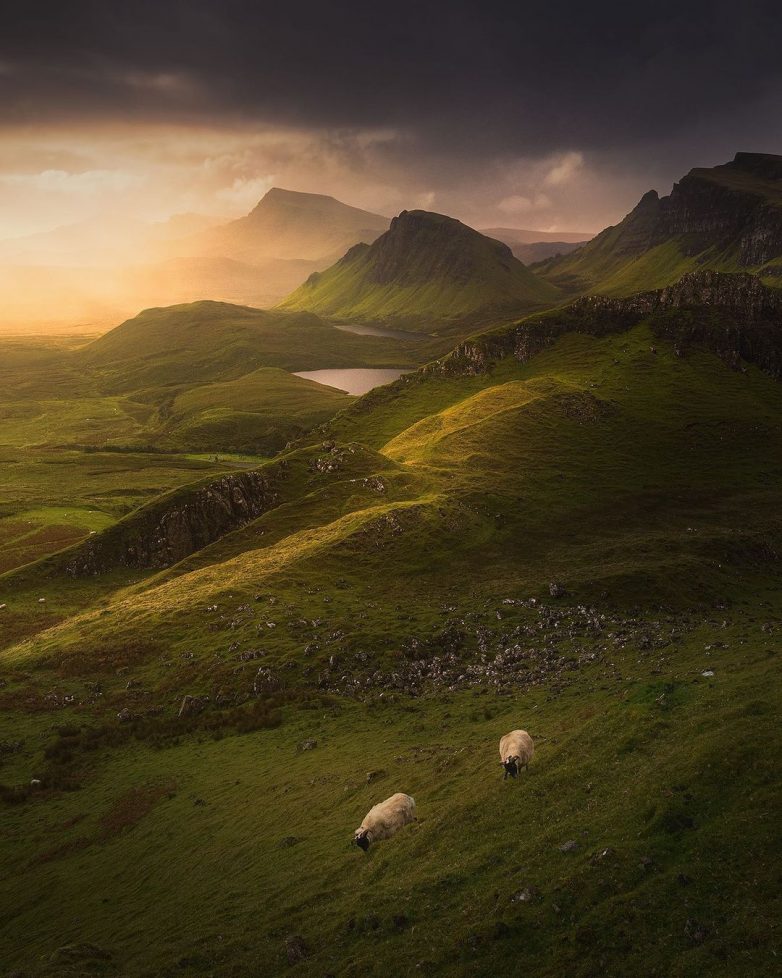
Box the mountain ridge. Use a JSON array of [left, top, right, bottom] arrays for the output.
[[538, 152, 782, 296]]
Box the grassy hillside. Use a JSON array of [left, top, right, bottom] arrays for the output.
[[2, 304, 782, 976], [279, 209, 561, 327], [80, 301, 415, 393], [538, 153, 782, 297], [148, 367, 352, 454]]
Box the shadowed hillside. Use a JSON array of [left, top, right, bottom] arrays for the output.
[[538, 152, 782, 296]]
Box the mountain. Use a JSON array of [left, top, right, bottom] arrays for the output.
[[0, 192, 388, 331], [3, 268, 782, 977], [505, 239, 586, 264], [184, 187, 390, 264], [278, 208, 561, 328], [538, 152, 782, 296], [481, 226, 594, 245], [482, 226, 592, 263]]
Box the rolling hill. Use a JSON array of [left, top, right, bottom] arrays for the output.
[[278, 209, 561, 328], [1, 269, 781, 977], [78, 300, 415, 393], [537, 152, 782, 297]]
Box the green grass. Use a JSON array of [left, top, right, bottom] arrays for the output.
[[1, 305, 782, 976], [0, 620, 779, 978], [147, 367, 352, 454], [81, 302, 416, 393]]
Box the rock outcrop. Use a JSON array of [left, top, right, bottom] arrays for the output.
[[66, 470, 278, 576], [433, 271, 782, 380]]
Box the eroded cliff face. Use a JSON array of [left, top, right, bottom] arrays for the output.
[[66, 470, 279, 576], [541, 153, 782, 287], [657, 170, 782, 267], [434, 271, 782, 379]]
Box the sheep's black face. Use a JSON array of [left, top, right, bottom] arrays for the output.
[[355, 832, 370, 851], [504, 759, 519, 779]]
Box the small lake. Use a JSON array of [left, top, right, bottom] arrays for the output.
[[294, 368, 410, 395], [331, 322, 426, 341]]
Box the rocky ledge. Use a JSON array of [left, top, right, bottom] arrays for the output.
[[434, 271, 782, 380], [66, 470, 278, 576]]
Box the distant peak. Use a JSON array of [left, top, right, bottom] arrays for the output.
[[262, 187, 338, 203]]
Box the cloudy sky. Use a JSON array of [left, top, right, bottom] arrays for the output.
[[2, 0, 781, 238]]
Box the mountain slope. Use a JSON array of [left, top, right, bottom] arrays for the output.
[[538, 152, 782, 296], [278, 209, 561, 327], [184, 188, 389, 264]]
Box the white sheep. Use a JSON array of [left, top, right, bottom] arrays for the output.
[[499, 730, 534, 780], [354, 792, 416, 851]]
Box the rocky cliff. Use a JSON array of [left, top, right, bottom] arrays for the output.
[[434, 271, 782, 379], [539, 153, 782, 293], [66, 469, 279, 576]]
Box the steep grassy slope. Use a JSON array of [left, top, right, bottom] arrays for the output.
[[538, 152, 782, 296], [2, 292, 782, 977], [279, 209, 561, 328]]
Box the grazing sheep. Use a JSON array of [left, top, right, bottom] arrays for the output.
[[499, 730, 534, 780], [354, 792, 416, 851]]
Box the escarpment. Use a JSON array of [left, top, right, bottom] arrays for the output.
[[434, 271, 782, 380], [66, 469, 279, 575]]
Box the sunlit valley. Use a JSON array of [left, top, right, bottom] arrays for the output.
[[1, 6, 782, 978]]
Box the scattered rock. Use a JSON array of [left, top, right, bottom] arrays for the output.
[[179, 694, 209, 718], [701, 669, 715, 678], [50, 943, 112, 963], [558, 840, 579, 853], [254, 667, 282, 695], [287, 935, 310, 966], [684, 918, 710, 945], [510, 886, 539, 903], [549, 582, 567, 599], [366, 769, 387, 784], [116, 708, 134, 723], [297, 739, 318, 752], [278, 836, 303, 849]]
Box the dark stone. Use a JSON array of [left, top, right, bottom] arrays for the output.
[[285, 935, 309, 964]]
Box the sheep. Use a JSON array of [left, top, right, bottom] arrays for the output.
[[354, 792, 416, 851], [499, 730, 534, 780]]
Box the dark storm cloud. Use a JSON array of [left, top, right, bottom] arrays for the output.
[[2, 0, 781, 158]]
